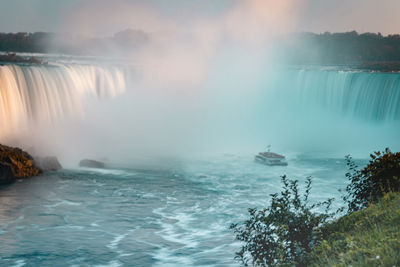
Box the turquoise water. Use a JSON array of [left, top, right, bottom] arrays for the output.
[[0, 155, 354, 266]]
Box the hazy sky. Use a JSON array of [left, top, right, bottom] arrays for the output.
[[0, 0, 399, 35]]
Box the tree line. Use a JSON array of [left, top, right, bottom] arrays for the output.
[[0, 32, 55, 53], [1, 31, 400, 64], [0, 29, 148, 55], [285, 31, 400, 64]]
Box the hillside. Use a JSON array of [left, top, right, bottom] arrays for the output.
[[310, 192, 400, 266]]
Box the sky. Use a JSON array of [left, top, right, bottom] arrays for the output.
[[0, 0, 399, 35]]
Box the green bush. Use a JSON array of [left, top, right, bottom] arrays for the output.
[[344, 148, 400, 212], [230, 176, 333, 266]]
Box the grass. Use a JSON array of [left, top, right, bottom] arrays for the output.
[[310, 192, 400, 267]]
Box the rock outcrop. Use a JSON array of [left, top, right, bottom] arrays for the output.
[[34, 156, 62, 171], [0, 52, 46, 64], [0, 144, 41, 184], [79, 159, 105, 169]]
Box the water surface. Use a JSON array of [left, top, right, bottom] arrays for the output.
[[0, 155, 354, 266]]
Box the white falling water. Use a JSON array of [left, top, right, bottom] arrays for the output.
[[0, 63, 399, 155], [0, 63, 126, 137], [281, 69, 400, 121]]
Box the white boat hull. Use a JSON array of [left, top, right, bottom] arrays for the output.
[[254, 155, 288, 166]]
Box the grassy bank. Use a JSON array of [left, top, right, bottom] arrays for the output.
[[310, 192, 400, 266]]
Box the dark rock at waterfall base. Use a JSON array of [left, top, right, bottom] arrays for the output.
[[34, 156, 62, 171], [0, 52, 46, 65], [79, 159, 106, 169], [0, 144, 42, 184], [0, 163, 15, 184]]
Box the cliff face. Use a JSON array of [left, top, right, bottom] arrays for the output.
[[0, 144, 42, 184]]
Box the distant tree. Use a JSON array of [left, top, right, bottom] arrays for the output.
[[284, 31, 400, 65], [1, 30, 400, 62]]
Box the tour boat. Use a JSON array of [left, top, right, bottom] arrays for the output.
[[255, 146, 288, 166]]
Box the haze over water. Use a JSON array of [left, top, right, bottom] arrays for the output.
[[0, 53, 398, 267], [0, 1, 400, 266]]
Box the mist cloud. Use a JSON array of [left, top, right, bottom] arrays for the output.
[[60, 0, 304, 88]]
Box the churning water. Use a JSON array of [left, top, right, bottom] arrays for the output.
[[0, 155, 356, 266]]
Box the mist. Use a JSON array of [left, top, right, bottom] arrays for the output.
[[2, 1, 299, 161], [1, 0, 399, 166]]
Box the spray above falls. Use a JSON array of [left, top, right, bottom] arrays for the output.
[[0, 60, 399, 158], [0, 0, 399, 156]]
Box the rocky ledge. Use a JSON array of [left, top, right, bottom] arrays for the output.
[[0, 144, 41, 184], [79, 159, 106, 169], [0, 52, 46, 65], [0, 144, 62, 184], [35, 156, 63, 172]]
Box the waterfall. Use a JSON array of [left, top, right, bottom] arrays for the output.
[[1, 63, 399, 154], [282, 69, 400, 121], [0, 63, 127, 136]]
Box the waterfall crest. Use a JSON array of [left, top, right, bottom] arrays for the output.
[[284, 69, 400, 121], [1, 63, 399, 149], [0, 63, 126, 136]]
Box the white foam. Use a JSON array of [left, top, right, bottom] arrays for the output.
[[75, 167, 131, 177], [107, 233, 128, 250], [94, 260, 122, 267], [11, 260, 26, 267], [44, 200, 81, 208], [53, 225, 84, 230], [152, 247, 194, 267]]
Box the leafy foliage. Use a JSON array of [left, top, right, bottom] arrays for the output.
[[230, 176, 333, 266], [344, 148, 400, 212]]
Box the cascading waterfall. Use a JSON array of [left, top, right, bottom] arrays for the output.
[[282, 69, 400, 121], [203, 67, 400, 154], [0, 63, 127, 136], [1, 62, 399, 154]]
